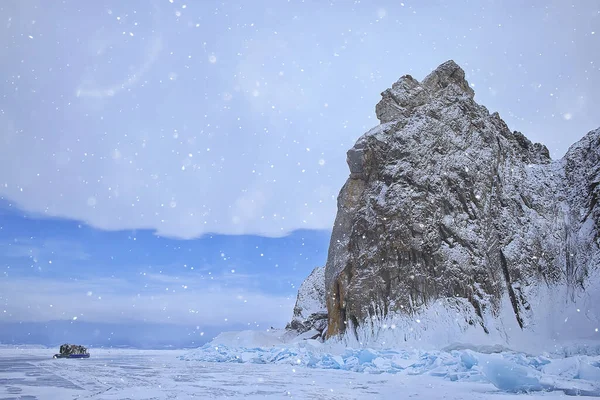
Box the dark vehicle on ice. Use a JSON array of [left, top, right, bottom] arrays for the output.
[[53, 344, 90, 359]]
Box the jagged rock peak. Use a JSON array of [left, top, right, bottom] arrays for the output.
[[422, 60, 475, 98], [375, 60, 474, 124]]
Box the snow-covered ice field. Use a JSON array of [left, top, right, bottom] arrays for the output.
[[1, 343, 599, 399]]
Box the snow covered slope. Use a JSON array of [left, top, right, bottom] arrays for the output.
[[207, 328, 321, 348], [286, 266, 328, 337]]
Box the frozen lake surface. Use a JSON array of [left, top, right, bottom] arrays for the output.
[[0, 348, 596, 399]]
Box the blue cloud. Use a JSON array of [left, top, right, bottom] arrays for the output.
[[0, 201, 329, 346]]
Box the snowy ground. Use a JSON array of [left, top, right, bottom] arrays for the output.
[[1, 345, 599, 399]]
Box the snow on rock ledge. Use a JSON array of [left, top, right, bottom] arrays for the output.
[[285, 266, 328, 338]]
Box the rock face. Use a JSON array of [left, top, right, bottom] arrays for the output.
[[321, 60, 599, 341], [286, 266, 328, 338]]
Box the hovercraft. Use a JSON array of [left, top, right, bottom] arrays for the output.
[[53, 343, 90, 359]]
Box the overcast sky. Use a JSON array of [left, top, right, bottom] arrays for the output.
[[1, 0, 598, 239]]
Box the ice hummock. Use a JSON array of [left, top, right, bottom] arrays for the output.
[[181, 330, 600, 396]]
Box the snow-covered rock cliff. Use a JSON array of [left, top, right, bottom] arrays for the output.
[[292, 60, 599, 349]]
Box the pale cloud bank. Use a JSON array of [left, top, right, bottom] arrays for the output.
[[0, 275, 295, 329]]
